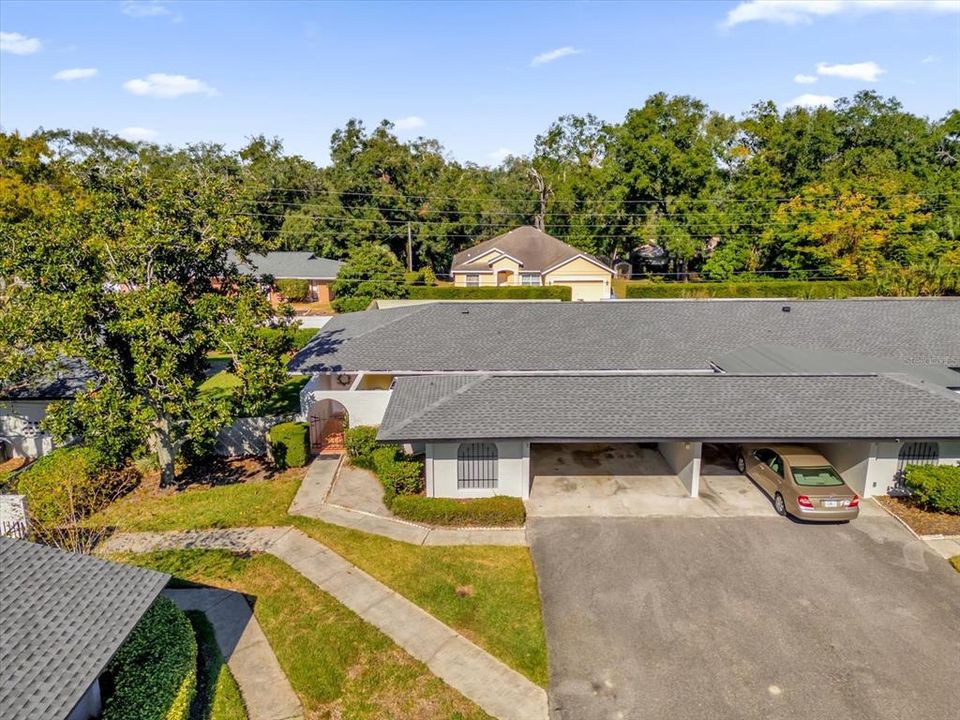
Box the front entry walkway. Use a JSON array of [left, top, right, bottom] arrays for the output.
[[102, 527, 548, 720]]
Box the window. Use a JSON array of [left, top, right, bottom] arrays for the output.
[[893, 442, 939, 494], [792, 467, 844, 487], [457, 442, 498, 489], [755, 449, 783, 477], [520, 273, 540, 286], [465, 274, 480, 287]]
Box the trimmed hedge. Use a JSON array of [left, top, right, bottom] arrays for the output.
[[904, 465, 960, 514], [406, 285, 572, 301], [332, 295, 373, 313], [268, 421, 310, 469], [102, 596, 197, 720], [391, 495, 526, 527], [276, 278, 310, 301], [344, 425, 379, 469], [623, 279, 878, 299]]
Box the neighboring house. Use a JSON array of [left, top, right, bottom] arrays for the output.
[[0, 359, 98, 460], [289, 298, 960, 500], [229, 250, 343, 304], [0, 537, 169, 720], [450, 226, 615, 301]]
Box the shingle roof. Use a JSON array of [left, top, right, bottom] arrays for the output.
[[378, 373, 960, 442], [0, 538, 169, 720], [0, 358, 100, 400], [713, 345, 960, 388], [450, 226, 612, 274], [229, 250, 343, 280], [289, 298, 960, 373]]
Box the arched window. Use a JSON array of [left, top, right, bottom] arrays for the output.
[[893, 442, 939, 493], [457, 442, 498, 489]]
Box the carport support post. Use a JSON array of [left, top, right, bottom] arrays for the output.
[[657, 441, 702, 497]]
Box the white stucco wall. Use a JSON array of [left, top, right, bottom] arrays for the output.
[[299, 375, 393, 427], [0, 400, 55, 459], [658, 441, 702, 496], [816, 440, 960, 497], [425, 440, 530, 499]]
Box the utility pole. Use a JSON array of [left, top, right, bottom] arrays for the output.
[[406, 222, 414, 272]]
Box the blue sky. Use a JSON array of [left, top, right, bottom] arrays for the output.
[[2, 1, 958, 165]]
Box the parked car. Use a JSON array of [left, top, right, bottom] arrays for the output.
[[737, 444, 860, 521]]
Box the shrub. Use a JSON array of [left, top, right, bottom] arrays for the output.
[[391, 495, 526, 527], [623, 279, 877, 300], [276, 278, 310, 302], [406, 285, 572, 301], [102, 596, 197, 720], [17, 447, 103, 525], [904, 465, 960, 514], [378, 456, 424, 497], [268, 421, 309, 469], [332, 295, 372, 313], [344, 426, 380, 469]]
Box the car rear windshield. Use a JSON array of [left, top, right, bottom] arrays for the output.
[[792, 467, 844, 487]]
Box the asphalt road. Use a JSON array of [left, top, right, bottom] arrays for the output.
[[528, 515, 960, 720]]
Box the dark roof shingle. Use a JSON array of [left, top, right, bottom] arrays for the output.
[[229, 250, 343, 280], [0, 538, 169, 720], [378, 373, 960, 442]]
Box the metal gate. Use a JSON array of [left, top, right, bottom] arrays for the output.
[[892, 442, 939, 495], [309, 409, 347, 455]]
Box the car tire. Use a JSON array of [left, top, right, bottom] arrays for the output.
[[774, 492, 787, 517], [736, 454, 746, 474]]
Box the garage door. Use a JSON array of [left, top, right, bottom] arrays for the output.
[[565, 281, 606, 301]]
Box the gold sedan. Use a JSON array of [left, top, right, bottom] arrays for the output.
[[737, 444, 860, 521]]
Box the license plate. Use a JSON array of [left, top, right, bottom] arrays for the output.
[[822, 500, 840, 508]]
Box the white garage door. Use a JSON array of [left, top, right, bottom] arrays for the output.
[[565, 281, 606, 301]]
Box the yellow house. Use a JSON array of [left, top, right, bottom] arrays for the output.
[[450, 226, 614, 301]]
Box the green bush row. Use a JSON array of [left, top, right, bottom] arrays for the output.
[[343, 425, 423, 503], [268, 421, 310, 469], [102, 596, 197, 720], [275, 278, 310, 302], [622, 279, 878, 299], [390, 495, 526, 527], [904, 464, 960, 514], [406, 285, 572, 301]]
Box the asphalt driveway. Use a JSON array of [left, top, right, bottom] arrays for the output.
[[529, 513, 960, 720]]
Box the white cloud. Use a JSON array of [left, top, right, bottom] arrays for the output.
[[0, 31, 42, 55], [787, 93, 837, 109], [793, 73, 817, 84], [723, 1, 959, 28], [394, 115, 426, 131], [120, 126, 158, 141], [921, 55, 937, 64], [487, 147, 515, 163], [816, 60, 885, 81], [121, 1, 180, 20], [123, 73, 217, 98], [530, 46, 583, 67], [53, 67, 98, 81]]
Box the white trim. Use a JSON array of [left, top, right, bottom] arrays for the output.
[[451, 269, 494, 275], [541, 254, 615, 275], [485, 252, 525, 267]]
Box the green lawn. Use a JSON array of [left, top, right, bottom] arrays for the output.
[[88, 476, 301, 531], [199, 373, 308, 416], [188, 611, 247, 720], [90, 476, 548, 687], [119, 550, 492, 720], [950, 556, 960, 573]]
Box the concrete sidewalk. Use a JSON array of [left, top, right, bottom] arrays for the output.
[[290, 457, 528, 546], [164, 588, 302, 720], [103, 527, 548, 720]]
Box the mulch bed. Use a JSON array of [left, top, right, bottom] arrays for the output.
[[876, 496, 960, 536]]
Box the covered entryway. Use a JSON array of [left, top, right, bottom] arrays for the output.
[[308, 399, 348, 455]]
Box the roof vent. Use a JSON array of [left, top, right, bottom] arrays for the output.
[[782, 305, 791, 313], [461, 310, 470, 315]]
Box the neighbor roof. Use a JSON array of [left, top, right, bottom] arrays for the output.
[[0, 357, 100, 400], [450, 226, 612, 274], [378, 373, 960, 443], [229, 250, 343, 280], [289, 298, 960, 374], [0, 538, 169, 720], [713, 344, 960, 389]]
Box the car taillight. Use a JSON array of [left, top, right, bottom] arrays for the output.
[[849, 495, 860, 508], [797, 495, 814, 508]]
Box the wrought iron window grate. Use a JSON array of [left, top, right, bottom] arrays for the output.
[[457, 442, 498, 489]]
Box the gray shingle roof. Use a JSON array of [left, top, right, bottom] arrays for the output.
[[289, 298, 960, 373], [229, 250, 343, 280], [378, 373, 960, 442], [0, 357, 101, 400], [450, 226, 612, 274], [0, 538, 169, 720]]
